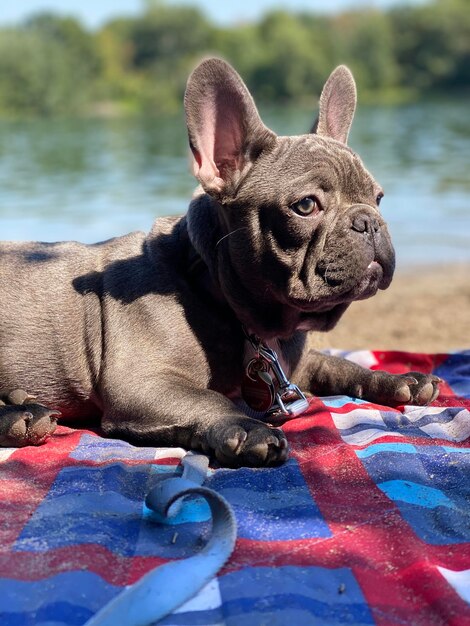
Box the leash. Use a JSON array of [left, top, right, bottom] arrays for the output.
[[85, 452, 236, 626]]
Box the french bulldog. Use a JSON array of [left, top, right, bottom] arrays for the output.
[[0, 58, 441, 466]]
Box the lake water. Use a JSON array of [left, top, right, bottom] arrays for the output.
[[0, 100, 469, 270]]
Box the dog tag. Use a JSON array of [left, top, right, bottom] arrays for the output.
[[241, 358, 276, 412]]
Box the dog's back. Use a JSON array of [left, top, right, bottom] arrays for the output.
[[0, 232, 147, 415]]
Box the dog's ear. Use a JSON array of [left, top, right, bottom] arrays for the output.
[[185, 58, 276, 195], [310, 65, 357, 144]]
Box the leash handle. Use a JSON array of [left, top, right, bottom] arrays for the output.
[[85, 453, 237, 626]]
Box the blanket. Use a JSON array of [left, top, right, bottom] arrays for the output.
[[1, 350, 470, 626]]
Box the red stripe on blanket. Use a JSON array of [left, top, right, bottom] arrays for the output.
[[0, 544, 167, 585], [0, 428, 83, 547]]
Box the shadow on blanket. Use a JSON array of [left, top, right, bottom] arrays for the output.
[[1, 350, 470, 626]]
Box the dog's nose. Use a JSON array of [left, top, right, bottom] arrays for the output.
[[351, 213, 380, 235]]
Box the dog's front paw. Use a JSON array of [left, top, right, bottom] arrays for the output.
[[0, 389, 60, 447], [363, 371, 442, 406], [207, 418, 289, 468]]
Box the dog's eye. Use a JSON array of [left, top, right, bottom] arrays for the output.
[[291, 196, 321, 217], [376, 192, 384, 206]]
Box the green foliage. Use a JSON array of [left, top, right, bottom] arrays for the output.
[[0, 14, 99, 116], [0, 30, 80, 116], [390, 0, 470, 91], [128, 5, 213, 69], [24, 13, 100, 78], [0, 0, 467, 117], [333, 11, 399, 91], [242, 11, 333, 102]]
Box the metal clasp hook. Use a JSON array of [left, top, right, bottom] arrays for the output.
[[257, 343, 310, 418]]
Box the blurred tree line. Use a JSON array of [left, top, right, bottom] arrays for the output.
[[0, 0, 468, 117]]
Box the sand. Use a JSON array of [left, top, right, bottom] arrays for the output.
[[313, 263, 469, 354]]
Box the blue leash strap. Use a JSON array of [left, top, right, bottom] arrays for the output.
[[85, 452, 237, 626]]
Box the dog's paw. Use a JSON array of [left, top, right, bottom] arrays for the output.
[[0, 389, 60, 447], [207, 418, 289, 468], [363, 371, 442, 406]]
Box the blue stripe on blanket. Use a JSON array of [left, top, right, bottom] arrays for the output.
[[216, 566, 373, 626], [379, 480, 455, 508], [322, 396, 369, 407], [443, 446, 470, 454], [207, 459, 331, 541], [434, 352, 470, 398], [358, 445, 470, 544], [13, 463, 211, 559], [0, 571, 119, 626], [13, 464, 151, 555], [355, 443, 417, 457]]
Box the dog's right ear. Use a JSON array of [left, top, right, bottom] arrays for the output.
[[184, 58, 276, 196]]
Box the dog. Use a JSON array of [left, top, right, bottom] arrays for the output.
[[0, 58, 441, 466]]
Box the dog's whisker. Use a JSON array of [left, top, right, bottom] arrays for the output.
[[215, 227, 247, 249]]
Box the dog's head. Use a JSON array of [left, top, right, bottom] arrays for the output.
[[185, 58, 395, 339]]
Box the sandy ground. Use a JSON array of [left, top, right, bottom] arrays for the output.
[[313, 263, 469, 354]]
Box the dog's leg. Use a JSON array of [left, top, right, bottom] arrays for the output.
[[293, 351, 441, 406], [100, 383, 288, 468], [0, 390, 60, 447]]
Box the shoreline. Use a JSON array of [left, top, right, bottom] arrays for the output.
[[314, 263, 469, 353]]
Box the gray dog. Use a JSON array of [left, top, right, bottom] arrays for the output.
[[0, 59, 440, 466]]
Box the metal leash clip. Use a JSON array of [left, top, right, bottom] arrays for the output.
[[257, 343, 310, 418], [243, 327, 309, 418]]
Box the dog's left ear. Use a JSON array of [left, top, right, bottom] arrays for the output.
[[310, 65, 357, 144], [185, 58, 276, 196]]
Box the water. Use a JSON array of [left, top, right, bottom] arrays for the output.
[[0, 100, 469, 270]]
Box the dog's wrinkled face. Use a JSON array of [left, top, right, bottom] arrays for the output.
[[185, 59, 395, 338]]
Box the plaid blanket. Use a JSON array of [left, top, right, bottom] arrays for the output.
[[1, 350, 470, 626]]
